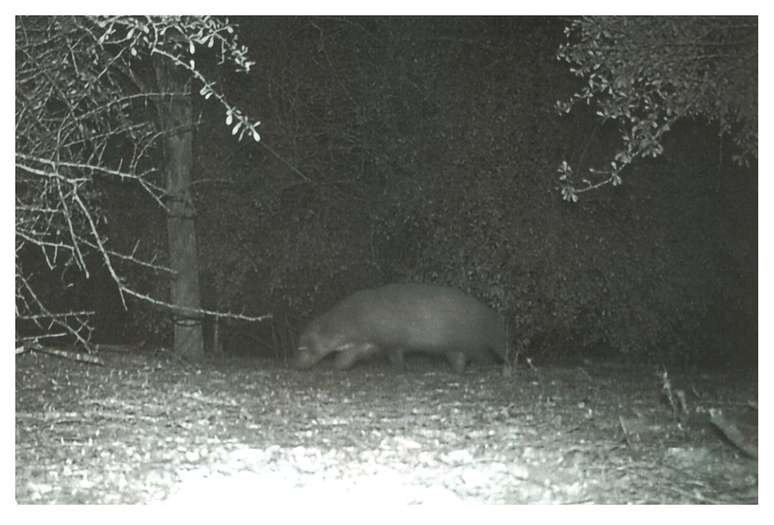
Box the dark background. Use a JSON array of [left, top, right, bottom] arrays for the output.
[[91, 17, 757, 368]]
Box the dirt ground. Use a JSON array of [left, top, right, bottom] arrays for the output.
[[15, 349, 757, 504]]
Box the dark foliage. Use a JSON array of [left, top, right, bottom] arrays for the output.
[[30, 17, 753, 367], [179, 17, 755, 366], [555, 16, 757, 199]]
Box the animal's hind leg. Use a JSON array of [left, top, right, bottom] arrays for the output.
[[386, 348, 405, 370]]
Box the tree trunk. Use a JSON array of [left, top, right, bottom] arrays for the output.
[[153, 55, 204, 359]]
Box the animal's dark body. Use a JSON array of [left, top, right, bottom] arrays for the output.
[[293, 283, 507, 372]]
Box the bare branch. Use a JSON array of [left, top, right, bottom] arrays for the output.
[[16, 15, 263, 347]]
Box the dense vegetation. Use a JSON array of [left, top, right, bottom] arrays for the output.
[[18, 17, 757, 367]]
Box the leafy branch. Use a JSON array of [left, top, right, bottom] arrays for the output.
[[554, 16, 757, 201]]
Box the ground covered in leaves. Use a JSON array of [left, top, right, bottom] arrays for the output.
[[15, 350, 757, 504]]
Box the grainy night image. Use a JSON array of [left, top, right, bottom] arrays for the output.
[[15, 16, 757, 504]]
